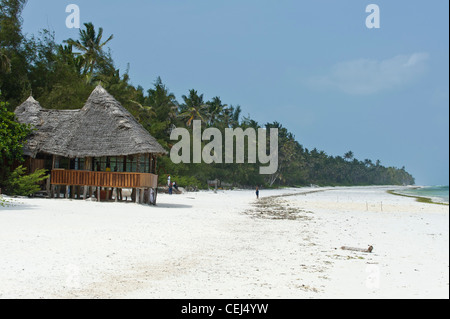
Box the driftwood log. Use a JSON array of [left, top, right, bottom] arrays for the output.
[[341, 245, 373, 253]]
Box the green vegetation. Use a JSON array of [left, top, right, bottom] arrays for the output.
[[0, 194, 9, 206], [0, 0, 415, 190], [387, 190, 448, 206], [5, 165, 49, 196], [0, 92, 32, 185]]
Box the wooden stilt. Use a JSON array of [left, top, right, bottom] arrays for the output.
[[140, 188, 144, 204], [46, 178, 51, 197], [148, 188, 154, 205], [83, 157, 92, 200], [136, 188, 140, 204]]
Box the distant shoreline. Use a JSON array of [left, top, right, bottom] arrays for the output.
[[387, 189, 449, 206]]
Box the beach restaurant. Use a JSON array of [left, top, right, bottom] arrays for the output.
[[14, 85, 167, 204]]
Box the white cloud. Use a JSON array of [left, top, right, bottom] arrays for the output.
[[308, 53, 429, 95]]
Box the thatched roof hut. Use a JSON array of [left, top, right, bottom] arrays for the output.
[[14, 85, 166, 204], [15, 85, 167, 158]]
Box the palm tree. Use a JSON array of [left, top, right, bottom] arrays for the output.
[[206, 96, 227, 126], [228, 105, 242, 128], [241, 115, 260, 130], [130, 100, 157, 121], [146, 77, 178, 123], [344, 151, 354, 161], [178, 89, 208, 127], [64, 22, 113, 75], [57, 44, 84, 74], [364, 159, 374, 167]]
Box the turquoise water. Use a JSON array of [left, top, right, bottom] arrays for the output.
[[399, 186, 449, 204]]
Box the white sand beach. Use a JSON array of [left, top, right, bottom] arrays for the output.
[[0, 186, 448, 299]]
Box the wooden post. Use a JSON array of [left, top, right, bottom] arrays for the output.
[[46, 177, 51, 197], [50, 155, 57, 198], [97, 187, 101, 202], [84, 157, 91, 200], [137, 154, 141, 173], [52, 155, 57, 169], [151, 155, 156, 174], [135, 188, 140, 204], [140, 188, 144, 204], [147, 154, 153, 173], [114, 188, 118, 202]]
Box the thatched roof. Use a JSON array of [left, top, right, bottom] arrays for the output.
[[15, 85, 167, 158]]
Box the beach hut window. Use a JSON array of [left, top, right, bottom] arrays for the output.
[[113, 157, 123, 172], [139, 154, 149, 173], [94, 157, 111, 171], [59, 157, 70, 169], [54, 157, 60, 169], [74, 158, 85, 170], [126, 156, 137, 172], [144, 155, 150, 173], [44, 157, 52, 171]]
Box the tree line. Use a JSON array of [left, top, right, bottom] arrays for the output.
[[0, 0, 415, 189]]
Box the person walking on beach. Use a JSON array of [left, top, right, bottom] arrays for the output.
[[256, 186, 260, 199], [169, 182, 173, 195]]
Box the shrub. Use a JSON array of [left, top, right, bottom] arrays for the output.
[[6, 165, 49, 196]]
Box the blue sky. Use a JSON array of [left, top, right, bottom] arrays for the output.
[[21, 0, 449, 185]]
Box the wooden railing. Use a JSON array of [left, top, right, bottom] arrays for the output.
[[51, 169, 158, 188]]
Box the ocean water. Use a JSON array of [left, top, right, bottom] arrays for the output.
[[399, 186, 449, 204]]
